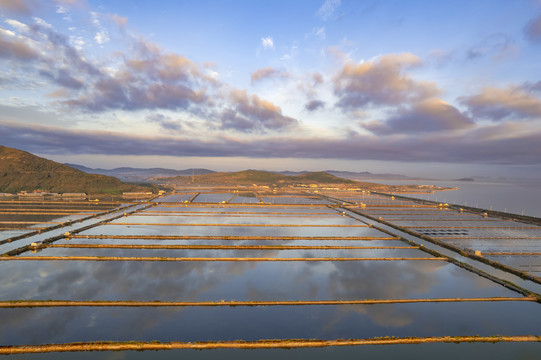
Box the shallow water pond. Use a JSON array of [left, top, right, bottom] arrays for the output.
[[0, 260, 518, 302], [1, 301, 540, 346]]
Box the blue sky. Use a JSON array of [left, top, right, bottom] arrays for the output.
[[1, 0, 541, 178]]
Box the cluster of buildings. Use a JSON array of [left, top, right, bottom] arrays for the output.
[[0, 190, 87, 199]]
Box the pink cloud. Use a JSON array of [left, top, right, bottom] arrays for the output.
[[460, 86, 541, 121], [334, 53, 439, 109]]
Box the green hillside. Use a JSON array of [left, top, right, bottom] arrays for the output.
[[0, 145, 155, 194], [152, 169, 455, 193], [294, 171, 357, 184], [153, 169, 358, 186]]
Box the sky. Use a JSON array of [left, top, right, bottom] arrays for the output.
[[1, 0, 541, 179]]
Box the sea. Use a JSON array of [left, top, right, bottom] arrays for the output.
[[374, 178, 541, 218]]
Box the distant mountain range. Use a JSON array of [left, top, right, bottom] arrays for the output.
[[0, 145, 456, 194], [66, 164, 421, 182], [66, 164, 215, 182], [283, 170, 421, 181], [0, 146, 156, 194]]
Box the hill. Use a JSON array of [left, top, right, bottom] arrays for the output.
[[154, 169, 369, 187], [0, 146, 156, 195], [66, 164, 215, 182], [152, 169, 456, 193]]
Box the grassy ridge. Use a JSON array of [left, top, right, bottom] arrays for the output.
[[155, 169, 358, 186], [0, 146, 155, 194]]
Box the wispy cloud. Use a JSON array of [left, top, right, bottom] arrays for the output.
[[466, 33, 517, 61], [317, 0, 341, 21], [524, 13, 541, 43], [261, 36, 274, 49], [56, 5, 68, 14], [304, 99, 325, 112], [250, 67, 289, 84], [110, 13, 127, 27], [0, 0, 30, 14], [306, 26, 326, 40], [90, 12, 109, 44], [146, 113, 181, 131]]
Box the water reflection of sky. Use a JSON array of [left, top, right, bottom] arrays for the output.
[[1, 301, 540, 346], [192, 193, 236, 203], [343, 193, 541, 281], [22, 247, 427, 259], [113, 215, 362, 226], [7, 343, 541, 360], [0, 260, 517, 302], [80, 225, 386, 238], [57, 238, 403, 246], [2, 199, 540, 349], [150, 206, 334, 213]]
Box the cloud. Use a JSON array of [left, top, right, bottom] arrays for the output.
[[111, 13, 128, 27], [524, 13, 541, 43], [1, 16, 296, 137], [427, 49, 454, 67], [304, 99, 325, 112], [307, 26, 326, 40], [146, 113, 181, 131], [466, 33, 517, 61], [64, 77, 208, 112], [45, 89, 70, 98], [94, 30, 109, 44], [5, 19, 30, 32], [317, 0, 341, 21], [90, 12, 109, 44], [250, 67, 290, 84], [3, 120, 541, 165], [298, 72, 325, 99], [261, 36, 274, 49], [38, 68, 83, 89], [334, 53, 439, 110], [18, 18, 100, 79], [312, 72, 323, 85], [362, 98, 474, 135], [220, 89, 298, 132], [62, 38, 213, 112], [55, 5, 68, 13], [0, 0, 30, 13], [0, 28, 39, 60], [522, 80, 541, 93], [459, 86, 541, 121]]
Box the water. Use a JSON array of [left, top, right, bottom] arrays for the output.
[[379, 179, 541, 217], [4, 343, 541, 360], [0, 194, 540, 357]]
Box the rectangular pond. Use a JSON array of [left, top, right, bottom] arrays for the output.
[[0, 260, 519, 302], [1, 301, 540, 346]]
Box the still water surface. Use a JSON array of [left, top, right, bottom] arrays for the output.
[[1, 198, 539, 356], [382, 179, 541, 217]]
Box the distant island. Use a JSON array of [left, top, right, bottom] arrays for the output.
[[64, 165, 429, 183]]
